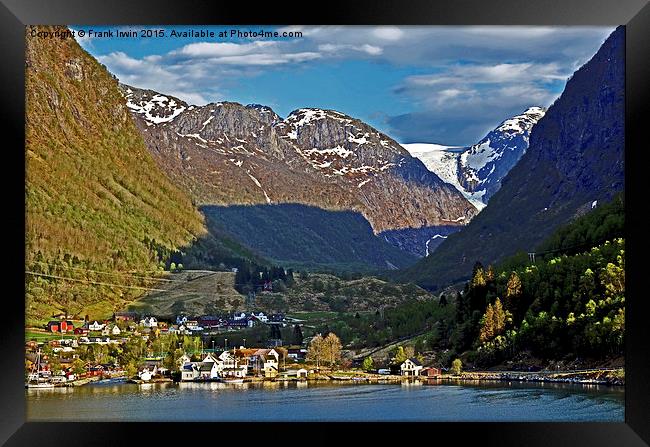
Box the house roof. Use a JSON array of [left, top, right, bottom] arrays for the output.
[[199, 362, 215, 371], [237, 348, 259, 357], [404, 357, 422, 366]]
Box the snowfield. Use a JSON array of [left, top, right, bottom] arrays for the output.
[[402, 143, 486, 211]]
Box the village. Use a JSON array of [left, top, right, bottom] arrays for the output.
[[26, 310, 445, 389]]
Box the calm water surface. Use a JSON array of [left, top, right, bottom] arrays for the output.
[[26, 380, 624, 422]]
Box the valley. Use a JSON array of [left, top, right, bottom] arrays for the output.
[[24, 24, 625, 382]]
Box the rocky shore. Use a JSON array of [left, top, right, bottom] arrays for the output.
[[453, 369, 624, 386]]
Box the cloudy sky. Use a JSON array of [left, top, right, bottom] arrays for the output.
[[74, 25, 614, 146]]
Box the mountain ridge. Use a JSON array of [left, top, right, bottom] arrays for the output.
[[120, 83, 478, 235], [397, 26, 625, 290], [404, 106, 546, 210]]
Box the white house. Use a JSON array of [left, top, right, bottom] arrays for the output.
[[88, 321, 105, 331], [111, 325, 121, 335], [177, 353, 192, 367], [284, 368, 308, 378], [138, 367, 156, 381], [252, 312, 268, 323], [400, 358, 423, 377], [218, 350, 248, 378], [247, 348, 279, 378], [176, 316, 188, 325], [181, 363, 199, 381], [233, 312, 247, 321], [140, 316, 158, 328], [180, 353, 225, 382]]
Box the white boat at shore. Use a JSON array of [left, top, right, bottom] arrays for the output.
[[26, 382, 55, 389], [25, 348, 55, 389]]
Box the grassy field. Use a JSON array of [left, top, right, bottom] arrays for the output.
[[287, 311, 339, 320], [126, 270, 244, 318], [25, 330, 76, 342]]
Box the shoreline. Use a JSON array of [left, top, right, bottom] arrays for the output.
[[31, 368, 624, 389], [52, 370, 625, 387]]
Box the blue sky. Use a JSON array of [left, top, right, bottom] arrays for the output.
[[73, 25, 614, 145]]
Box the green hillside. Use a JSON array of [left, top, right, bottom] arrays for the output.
[[450, 215, 625, 366], [328, 198, 625, 368], [201, 203, 418, 273], [25, 26, 208, 323]]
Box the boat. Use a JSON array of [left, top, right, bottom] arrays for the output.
[[26, 382, 55, 389], [25, 348, 55, 389], [221, 377, 244, 384]]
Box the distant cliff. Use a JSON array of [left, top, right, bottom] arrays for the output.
[[397, 26, 625, 290]]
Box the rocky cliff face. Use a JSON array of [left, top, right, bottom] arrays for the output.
[[121, 86, 478, 234], [458, 106, 546, 202], [398, 26, 625, 290]]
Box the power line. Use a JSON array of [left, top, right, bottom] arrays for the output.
[[25, 271, 251, 298], [25, 271, 170, 292], [28, 260, 187, 282]]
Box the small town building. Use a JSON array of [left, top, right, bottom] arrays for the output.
[[422, 367, 442, 378], [138, 367, 154, 381], [283, 368, 308, 378], [114, 312, 138, 322], [140, 316, 158, 328], [47, 320, 74, 333], [88, 321, 105, 331], [400, 358, 423, 377]]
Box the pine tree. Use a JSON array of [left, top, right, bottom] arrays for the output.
[[472, 266, 486, 288], [479, 303, 495, 343], [293, 324, 304, 345], [506, 272, 522, 299], [493, 298, 506, 335], [485, 265, 495, 282]]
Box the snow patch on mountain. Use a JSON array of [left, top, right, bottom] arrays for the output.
[[124, 90, 187, 124], [403, 143, 487, 211], [403, 106, 546, 211]]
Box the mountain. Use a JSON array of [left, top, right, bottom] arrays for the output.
[[201, 204, 418, 272], [120, 86, 478, 236], [25, 26, 207, 322], [403, 107, 546, 210], [397, 26, 624, 290]]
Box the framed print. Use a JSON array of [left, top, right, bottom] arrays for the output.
[[1, 0, 649, 445]]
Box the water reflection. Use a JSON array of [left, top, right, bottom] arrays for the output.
[[26, 380, 624, 422]]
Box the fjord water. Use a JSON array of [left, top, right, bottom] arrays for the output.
[[27, 381, 623, 422]]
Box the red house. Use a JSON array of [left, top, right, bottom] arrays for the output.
[[87, 365, 106, 377], [422, 367, 442, 378], [47, 320, 75, 333], [74, 327, 89, 335]]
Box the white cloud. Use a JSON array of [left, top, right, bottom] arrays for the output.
[[85, 25, 615, 142], [174, 41, 277, 57], [372, 27, 405, 41]]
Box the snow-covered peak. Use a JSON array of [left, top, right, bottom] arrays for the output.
[[284, 108, 353, 128], [122, 85, 188, 125], [495, 107, 546, 134], [405, 106, 546, 211]]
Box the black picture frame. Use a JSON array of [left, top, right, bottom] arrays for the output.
[[2, 0, 648, 445]]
